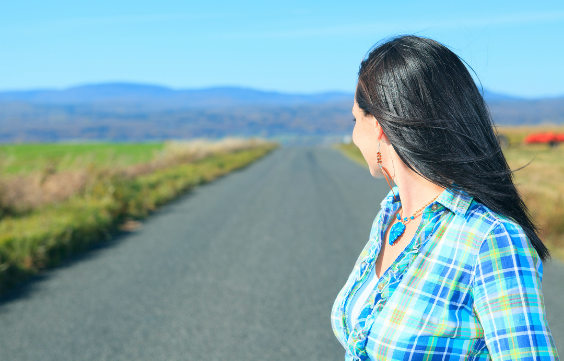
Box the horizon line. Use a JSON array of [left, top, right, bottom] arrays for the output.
[[0, 81, 562, 100]]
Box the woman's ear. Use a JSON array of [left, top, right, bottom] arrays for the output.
[[373, 120, 389, 143]]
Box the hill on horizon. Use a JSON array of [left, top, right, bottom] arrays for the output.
[[0, 82, 539, 107], [0, 83, 354, 109], [0, 83, 562, 143]]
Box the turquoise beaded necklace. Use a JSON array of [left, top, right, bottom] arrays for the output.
[[388, 195, 439, 245]]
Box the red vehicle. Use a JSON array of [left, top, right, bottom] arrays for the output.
[[524, 132, 564, 147]]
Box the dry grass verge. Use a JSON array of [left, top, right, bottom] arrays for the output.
[[0, 139, 267, 216], [503, 144, 564, 260]]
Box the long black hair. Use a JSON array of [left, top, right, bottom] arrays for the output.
[[356, 35, 549, 261]]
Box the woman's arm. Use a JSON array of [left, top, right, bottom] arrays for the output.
[[472, 221, 559, 360]]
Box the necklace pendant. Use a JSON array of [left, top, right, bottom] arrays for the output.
[[389, 222, 406, 245]]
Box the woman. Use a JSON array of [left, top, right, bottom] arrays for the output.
[[331, 35, 559, 360]]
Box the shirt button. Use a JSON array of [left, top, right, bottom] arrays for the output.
[[377, 283, 385, 291], [431, 204, 439, 211]]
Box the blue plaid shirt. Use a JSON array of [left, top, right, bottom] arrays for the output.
[[331, 187, 559, 360]]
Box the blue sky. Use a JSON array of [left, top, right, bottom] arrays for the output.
[[1, 0, 563, 98]]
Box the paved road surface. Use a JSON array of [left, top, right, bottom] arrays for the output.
[[0, 147, 562, 360]]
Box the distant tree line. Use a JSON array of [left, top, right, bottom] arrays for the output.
[[0, 84, 562, 143]]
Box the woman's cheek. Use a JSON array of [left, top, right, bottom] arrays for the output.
[[352, 124, 359, 147], [353, 123, 368, 149]]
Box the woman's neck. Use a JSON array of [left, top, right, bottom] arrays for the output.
[[391, 157, 444, 216]]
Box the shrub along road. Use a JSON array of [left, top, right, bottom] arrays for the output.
[[0, 147, 561, 360]]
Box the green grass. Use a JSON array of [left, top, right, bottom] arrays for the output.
[[0, 144, 276, 293], [0, 143, 165, 175]]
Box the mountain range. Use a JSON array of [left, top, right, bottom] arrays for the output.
[[0, 83, 353, 109], [0, 83, 562, 143]]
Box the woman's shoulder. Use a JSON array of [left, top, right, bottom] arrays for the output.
[[436, 188, 538, 259], [464, 196, 527, 241], [445, 192, 541, 270], [441, 187, 520, 232], [470, 199, 540, 261]]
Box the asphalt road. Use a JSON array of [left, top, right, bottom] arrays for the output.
[[0, 147, 562, 360]]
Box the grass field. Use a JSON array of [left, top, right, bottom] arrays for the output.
[[0, 139, 277, 293], [337, 125, 564, 260], [0, 143, 165, 175]]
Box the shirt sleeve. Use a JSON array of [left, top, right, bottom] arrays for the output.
[[472, 221, 559, 360]]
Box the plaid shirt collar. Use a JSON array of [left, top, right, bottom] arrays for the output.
[[381, 185, 473, 218]]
